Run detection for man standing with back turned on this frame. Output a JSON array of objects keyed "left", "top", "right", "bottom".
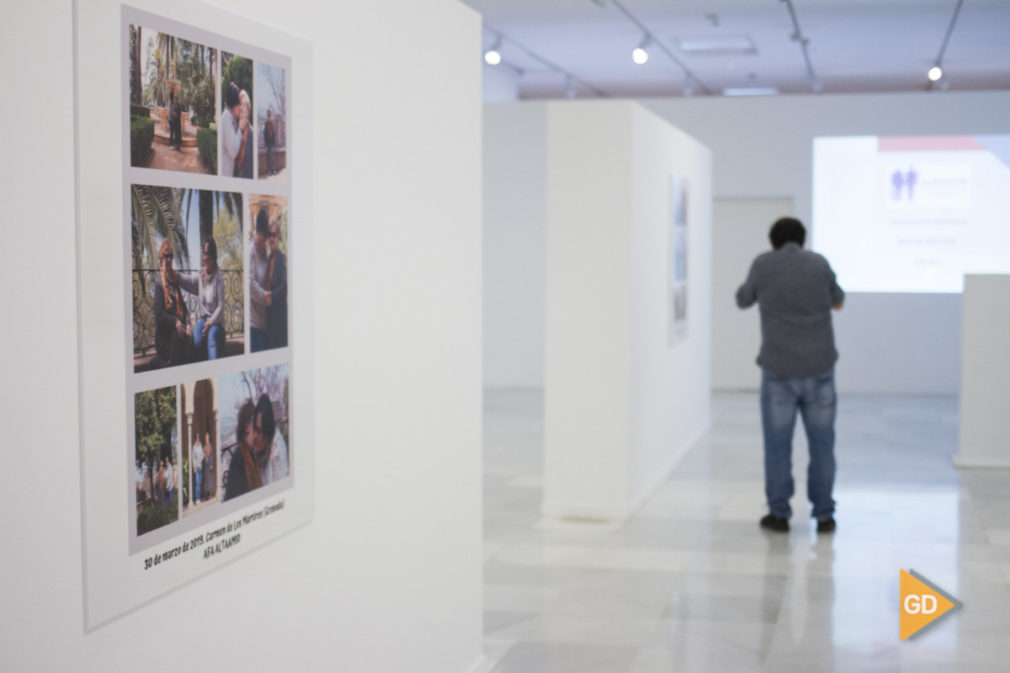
[{"left": 736, "top": 217, "right": 844, "bottom": 534}]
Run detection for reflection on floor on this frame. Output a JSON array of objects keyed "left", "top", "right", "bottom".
[{"left": 482, "top": 390, "right": 1010, "bottom": 673}]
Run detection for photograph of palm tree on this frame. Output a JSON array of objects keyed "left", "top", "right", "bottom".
[
  {"left": 129, "top": 24, "right": 217, "bottom": 174},
  {"left": 131, "top": 185, "right": 245, "bottom": 372}
]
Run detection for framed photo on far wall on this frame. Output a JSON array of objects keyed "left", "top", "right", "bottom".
[
  {"left": 668, "top": 174, "right": 688, "bottom": 344},
  {"left": 76, "top": 0, "right": 313, "bottom": 630}
]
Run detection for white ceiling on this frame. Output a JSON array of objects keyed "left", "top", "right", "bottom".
[{"left": 462, "top": 0, "right": 1010, "bottom": 99}]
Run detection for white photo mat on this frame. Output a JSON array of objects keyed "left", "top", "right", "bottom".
[{"left": 75, "top": 0, "right": 314, "bottom": 629}]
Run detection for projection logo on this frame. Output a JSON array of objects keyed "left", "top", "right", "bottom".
[{"left": 899, "top": 569, "right": 963, "bottom": 640}]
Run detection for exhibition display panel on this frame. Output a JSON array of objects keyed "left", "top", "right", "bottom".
[{"left": 76, "top": 2, "right": 313, "bottom": 628}]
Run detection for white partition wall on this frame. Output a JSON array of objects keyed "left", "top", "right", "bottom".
[
  {"left": 955, "top": 275, "right": 1010, "bottom": 469},
  {"left": 1, "top": 1, "right": 483, "bottom": 672},
  {"left": 484, "top": 103, "right": 548, "bottom": 388},
  {"left": 543, "top": 101, "right": 712, "bottom": 520}
]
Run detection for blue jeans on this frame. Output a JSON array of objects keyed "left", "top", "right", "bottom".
[
  {"left": 250, "top": 327, "right": 266, "bottom": 353},
  {"left": 194, "top": 319, "right": 224, "bottom": 360},
  {"left": 760, "top": 368, "right": 837, "bottom": 520},
  {"left": 194, "top": 467, "right": 202, "bottom": 503}
]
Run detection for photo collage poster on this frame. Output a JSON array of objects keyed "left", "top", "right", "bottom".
[
  {"left": 127, "top": 7, "right": 293, "bottom": 554},
  {"left": 669, "top": 175, "right": 689, "bottom": 343},
  {"left": 74, "top": 2, "right": 309, "bottom": 629}
]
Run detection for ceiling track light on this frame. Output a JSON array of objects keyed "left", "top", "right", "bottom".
[
  {"left": 608, "top": 0, "right": 713, "bottom": 95},
  {"left": 482, "top": 23, "right": 608, "bottom": 98},
  {"left": 928, "top": 0, "right": 964, "bottom": 90},
  {"left": 781, "top": 0, "right": 819, "bottom": 93},
  {"left": 484, "top": 36, "right": 503, "bottom": 66},
  {"left": 632, "top": 37, "right": 650, "bottom": 65}
]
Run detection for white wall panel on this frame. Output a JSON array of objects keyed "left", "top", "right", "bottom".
[{"left": 0, "top": 1, "right": 483, "bottom": 671}]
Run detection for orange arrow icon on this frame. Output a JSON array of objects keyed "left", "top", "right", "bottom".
[{"left": 900, "top": 569, "right": 963, "bottom": 640}]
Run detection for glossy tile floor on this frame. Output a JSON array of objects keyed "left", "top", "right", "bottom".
[{"left": 482, "top": 390, "right": 1010, "bottom": 673}]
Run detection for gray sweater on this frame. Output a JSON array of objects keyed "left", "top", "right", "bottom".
[
  {"left": 736, "top": 243, "right": 844, "bottom": 378},
  {"left": 249, "top": 245, "right": 269, "bottom": 331},
  {"left": 178, "top": 270, "right": 224, "bottom": 326}
]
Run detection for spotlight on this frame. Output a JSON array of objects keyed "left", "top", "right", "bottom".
[
  {"left": 927, "top": 65, "right": 943, "bottom": 82},
  {"left": 484, "top": 36, "right": 503, "bottom": 66},
  {"left": 632, "top": 37, "right": 650, "bottom": 65}
]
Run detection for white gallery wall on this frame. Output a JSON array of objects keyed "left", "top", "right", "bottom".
[
  {"left": 542, "top": 101, "right": 712, "bottom": 519},
  {"left": 642, "top": 91, "right": 1010, "bottom": 395},
  {"left": 710, "top": 197, "right": 792, "bottom": 390},
  {"left": 0, "top": 1, "right": 482, "bottom": 672},
  {"left": 956, "top": 274, "right": 1010, "bottom": 468},
  {"left": 484, "top": 103, "right": 547, "bottom": 387},
  {"left": 484, "top": 91, "right": 1009, "bottom": 395},
  {"left": 483, "top": 63, "right": 520, "bottom": 103}
]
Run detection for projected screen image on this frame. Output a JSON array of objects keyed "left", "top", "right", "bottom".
[{"left": 812, "top": 135, "right": 1010, "bottom": 293}]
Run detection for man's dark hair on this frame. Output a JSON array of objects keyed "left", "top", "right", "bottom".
[
  {"left": 256, "top": 393, "right": 276, "bottom": 440},
  {"left": 226, "top": 81, "right": 240, "bottom": 109},
  {"left": 256, "top": 208, "right": 270, "bottom": 236},
  {"left": 769, "top": 217, "right": 806, "bottom": 249}
]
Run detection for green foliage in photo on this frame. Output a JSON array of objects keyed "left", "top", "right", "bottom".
[
  {"left": 221, "top": 54, "right": 253, "bottom": 109},
  {"left": 214, "top": 194, "right": 244, "bottom": 271},
  {"left": 137, "top": 500, "right": 177, "bottom": 535},
  {"left": 130, "top": 116, "right": 154, "bottom": 167},
  {"left": 131, "top": 185, "right": 186, "bottom": 271},
  {"left": 177, "top": 40, "right": 216, "bottom": 128},
  {"left": 197, "top": 128, "right": 217, "bottom": 174},
  {"left": 134, "top": 386, "right": 179, "bottom": 536}
]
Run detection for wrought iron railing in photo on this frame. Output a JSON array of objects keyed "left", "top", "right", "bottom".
[{"left": 132, "top": 269, "right": 244, "bottom": 355}]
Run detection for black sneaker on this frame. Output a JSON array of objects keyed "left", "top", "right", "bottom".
[
  {"left": 816, "top": 517, "right": 836, "bottom": 533},
  {"left": 760, "top": 514, "right": 790, "bottom": 532}
]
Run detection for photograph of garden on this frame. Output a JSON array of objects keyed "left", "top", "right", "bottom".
[
  {"left": 220, "top": 52, "right": 255, "bottom": 179},
  {"left": 256, "top": 62, "right": 286, "bottom": 180},
  {"left": 135, "top": 385, "right": 180, "bottom": 536},
  {"left": 132, "top": 185, "right": 245, "bottom": 372},
  {"left": 129, "top": 24, "right": 217, "bottom": 174}
]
